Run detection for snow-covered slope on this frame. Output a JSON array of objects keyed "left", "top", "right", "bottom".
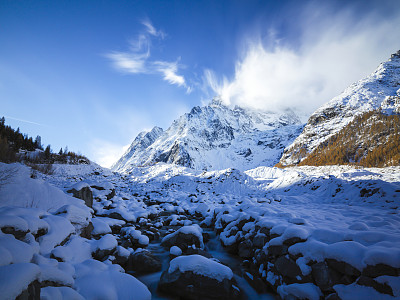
[
  {"left": 280, "top": 50, "right": 400, "bottom": 166},
  {"left": 2, "top": 159, "right": 400, "bottom": 299},
  {"left": 112, "top": 127, "right": 163, "bottom": 171},
  {"left": 113, "top": 99, "right": 303, "bottom": 172}
]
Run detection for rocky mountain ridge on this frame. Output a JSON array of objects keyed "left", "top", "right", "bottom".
[
  {"left": 112, "top": 98, "right": 303, "bottom": 172},
  {"left": 279, "top": 50, "right": 400, "bottom": 166}
]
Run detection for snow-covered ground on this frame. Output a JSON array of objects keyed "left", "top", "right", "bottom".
[{"left": 0, "top": 161, "right": 399, "bottom": 299}]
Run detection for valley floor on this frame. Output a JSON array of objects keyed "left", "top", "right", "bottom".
[{"left": 0, "top": 162, "right": 399, "bottom": 299}]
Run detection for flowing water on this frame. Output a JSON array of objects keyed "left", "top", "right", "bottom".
[{"left": 136, "top": 228, "right": 277, "bottom": 299}]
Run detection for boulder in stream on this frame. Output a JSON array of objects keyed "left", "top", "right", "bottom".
[{"left": 158, "top": 254, "right": 241, "bottom": 300}]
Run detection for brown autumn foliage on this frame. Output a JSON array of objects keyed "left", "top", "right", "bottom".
[{"left": 296, "top": 110, "right": 400, "bottom": 167}]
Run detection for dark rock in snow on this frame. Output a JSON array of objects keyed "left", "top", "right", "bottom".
[
  {"left": 127, "top": 251, "right": 162, "bottom": 274},
  {"left": 238, "top": 240, "right": 253, "bottom": 258},
  {"left": 17, "top": 280, "right": 40, "bottom": 300},
  {"left": 259, "top": 227, "right": 270, "bottom": 237},
  {"left": 80, "top": 221, "right": 94, "bottom": 239},
  {"left": 107, "top": 212, "right": 126, "bottom": 221},
  {"left": 326, "top": 259, "right": 361, "bottom": 277},
  {"left": 1, "top": 226, "right": 29, "bottom": 240},
  {"left": 113, "top": 252, "right": 129, "bottom": 269},
  {"left": 267, "top": 244, "right": 288, "bottom": 257},
  {"left": 158, "top": 266, "right": 241, "bottom": 299},
  {"left": 106, "top": 189, "right": 116, "bottom": 200},
  {"left": 283, "top": 236, "right": 306, "bottom": 246},
  {"left": 252, "top": 233, "right": 267, "bottom": 248},
  {"left": 161, "top": 232, "right": 203, "bottom": 251},
  {"left": 362, "top": 263, "right": 399, "bottom": 278},
  {"left": 275, "top": 256, "right": 302, "bottom": 279},
  {"left": 311, "top": 261, "right": 341, "bottom": 292},
  {"left": 243, "top": 269, "right": 270, "bottom": 293},
  {"left": 357, "top": 275, "right": 393, "bottom": 295},
  {"left": 33, "top": 227, "right": 48, "bottom": 240},
  {"left": 67, "top": 186, "right": 93, "bottom": 208}
]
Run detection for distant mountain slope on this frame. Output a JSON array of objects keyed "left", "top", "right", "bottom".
[
  {"left": 112, "top": 99, "right": 303, "bottom": 172},
  {"left": 296, "top": 109, "right": 400, "bottom": 167},
  {"left": 279, "top": 50, "right": 400, "bottom": 166}
]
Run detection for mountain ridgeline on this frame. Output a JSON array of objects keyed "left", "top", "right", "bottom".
[
  {"left": 114, "top": 51, "right": 400, "bottom": 172},
  {"left": 278, "top": 50, "right": 400, "bottom": 167},
  {"left": 112, "top": 99, "right": 303, "bottom": 172}
]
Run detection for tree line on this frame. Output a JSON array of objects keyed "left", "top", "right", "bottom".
[
  {"left": 297, "top": 110, "right": 400, "bottom": 167},
  {"left": 0, "top": 116, "right": 89, "bottom": 165}
]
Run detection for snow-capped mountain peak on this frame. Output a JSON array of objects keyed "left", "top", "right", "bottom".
[{"left": 113, "top": 100, "right": 303, "bottom": 173}]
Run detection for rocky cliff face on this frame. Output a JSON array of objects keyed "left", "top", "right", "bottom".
[
  {"left": 113, "top": 99, "right": 303, "bottom": 172},
  {"left": 279, "top": 50, "right": 400, "bottom": 166}
]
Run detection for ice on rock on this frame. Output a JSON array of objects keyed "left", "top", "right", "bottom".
[
  {"left": 91, "top": 218, "right": 112, "bottom": 235},
  {"left": 0, "top": 214, "right": 29, "bottom": 232},
  {"left": 0, "top": 207, "right": 49, "bottom": 236},
  {"left": 51, "top": 236, "right": 92, "bottom": 263},
  {"left": 92, "top": 234, "right": 118, "bottom": 251},
  {"left": 296, "top": 257, "right": 312, "bottom": 276},
  {"left": 116, "top": 246, "right": 130, "bottom": 258},
  {"left": 68, "top": 181, "right": 91, "bottom": 192},
  {"left": 0, "top": 263, "right": 40, "bottom": 300},
  {"left": 39, "top": 215, "right": 75, "bottom": 254},
  {"left": 376, "top": 276, "right": 400, "bottom": 298},
  {"left": 121, "top": 227, "right": 149, "bottom": 246},
  {"left": 41, "top": 286, "right": 85, "bottom": 300},
  {"left": 104, "top": 208, "right": 136, "bottom": 222},
  {"left": 54, "top": 204, "right": 92, "bottom": 228},
  {"left": 0, "top": 246, "right": 12, "bottom": 266},
  {"left": 74, "top": 259, "right": 151, "bottom": 300},
  {"left": 324, "top": 241, "right": 367, "bottom": 270},
  {"left": 38, "top": 263, "right": 75, "bottom": 287},
  {"left": 364, "top": 247, "right": 400, "bottom": 268},
  {"left": 194, "top": 203, "right": 210, "bottom": 216},
  {"left": 168, "top": 254, "right": 233, "bottom": 282},
  {"left": 162, "top": 224, "right": 204, "bottom": 248},
  {"left": 170, "top": 246, "right": 182, "bottom": 256},
  {"left": 0, "top": 234, "right": 36, "bottom": 264},
  {"left": 96, "top": 217, "right": 125, "bottom": 227}
]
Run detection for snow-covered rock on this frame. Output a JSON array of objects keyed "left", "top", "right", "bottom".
[
  {"left": 159, "top": 254, "right": 240, "bottom": 299},
  {"left": 161, "top": 224, "right": 204, "bottom": 250}
]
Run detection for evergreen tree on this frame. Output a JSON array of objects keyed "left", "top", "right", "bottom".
[
  {"left": 44, "top": 145, "right": 51, "bottom": 159},
  {"left": 34, "top": 136, "right": 42, "bottom": 150}
]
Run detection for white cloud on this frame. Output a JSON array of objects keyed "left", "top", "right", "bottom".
[
  {"left": 154, "top": 61, "right": 185, "bottom": 86},
  {"left": 90, "top": 139, "right": 130, "bottom": 168},
  {"left": 142, "top": 18, "right": 165, "bottom": 38},
  {"left": 205, "top": 3, "right": 400, "bottom": 117},
  {"left": 107, "top": 19, "right": 188, "bottom": 90},
  {"left": 107, "top": 52, "right": 148, "bottom": 74}
]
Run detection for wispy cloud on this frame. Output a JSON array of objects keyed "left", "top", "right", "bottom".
[
  {"left": 4, "top": 115, "right": 46, "bottom": 126},
  {"left": 204, "top": 3, "right": 400, "bottom": 117},
  {"left": 154, "top": 60, "right": 185, "bottom": 86},
  {"left": 107, "top": 19, "right": 190, "bottom": 92},
  {"left": 106, "top": 52, "right": 148, "bottom": 74},
  {"left": 142, "top": 18, "right": 165, "bottom": 38}
]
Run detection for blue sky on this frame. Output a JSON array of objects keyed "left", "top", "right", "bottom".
[{"left": 1, "top": 0, "right": 400, "bottom": 167}]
